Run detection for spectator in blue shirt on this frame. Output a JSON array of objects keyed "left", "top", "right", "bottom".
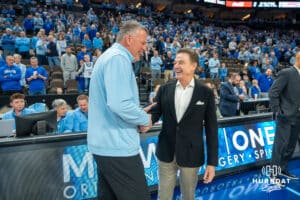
[
  {"left": 33, "top": 13, "right": 44, "bottom": 34},
  {"left": 72, "top": 23, "right": 81, "bottom": 44},
  {"left": 219, "top": 62, "right": 228, "bottom": 82},
  {"left": 52, "top": 99, "right": 73, "bottom": 134},
  {"left": 249, "top": 79, "right": 261, "bottom": 99},
  {"left": 82, "top": 34, "right": 93, "bottom": 51},
  {"left": 5, "top": 14, "right": 14, "bottom": 23},
  {"left": 76, "top": 45, "right": 92, "bottom": 63},
  {"left": 150, "top": 50, "right": 163, "bottom": 82},
  {"left": 12, "top": 23, "right": 24, "bottom": 34},
  {"left": 43, "top": 17, "right": 54, "bottom": 35},
  {"left": 35, "top": 35, "right": 48, "bottom": 65},
  {"left": 258, "top": 68, "right": 274, "bottom": 97},
  {"left": 208, "top": 53, "right": 220, "bottom": 79},
  {"left": 25, "top": 57, "right": 48, "bottom": 95},
  {"left": 0, "top": 55, "right": 22, "bottom": 95},
  {"left": 2, "top": 93, "right": 35, "bottom": 127},
  {"left": 1, "top": 6, "right": 9, "bottom": 17},
  {"left": 248, "top": 60, "right": 261, "bottom": 80},
  {"left": 7, "top": 5, "right": 15, "bottom": 18},
  {"left": 66, "top": 0, "right": 74, "bottom": 11},
  {"left": 88, "top": 24, "right": 98, "bottom": 41},
  {"left": 92, "top": 32, "right": 103, "bottom": 51},
  {"left": 15, "top": 31, "right": 31, "bottom": 59},
  {"left": 72, "top": 94, "right": 89, "bottom": 132},
  {"left": 79, "top": 26, "right": 87, "bottom": 42},
  {"left": 23, "top": 14, "right": 34, "bottom": 35},
  {"left": 1, "top": 28, "right": 16, "bottom": 58}
]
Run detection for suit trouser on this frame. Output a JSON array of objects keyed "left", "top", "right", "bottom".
[
  {"left": 158, "top": 158, "right": 199, "bottom": 200},
  {"left": 93, "top": 154, "right": 150, "bottom": 200},
  {"left": 271, "top": 116, "right": 300, "bottom": 171}
]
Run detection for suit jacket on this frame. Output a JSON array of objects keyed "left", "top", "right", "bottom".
[
  {"left": 269, "top": 66, "right": 300, "bottom": 120},
  {"left": 151, "top": 79, "right": 218, "bottom": 167},
  {"left": 219, "top": 81, "right": 240, "bottom": 117}
]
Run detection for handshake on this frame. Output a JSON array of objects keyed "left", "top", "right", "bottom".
[{"left": 138, "top": 103, "right": 157, "bottom": 133}]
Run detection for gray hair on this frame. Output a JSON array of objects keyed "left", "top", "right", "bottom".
[
  {"left": 116, "top": 20, "right": 148, "bottom": 43},
  {"left": 52, "top": 99, "right": 67, "bottom": 109}
]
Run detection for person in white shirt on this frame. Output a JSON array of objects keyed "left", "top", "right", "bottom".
[
  {"left": 77, "top": 54, "right": 93, "bottom": 92},
  {"left": 56, "top": 34, "right": 67, "bottom": 57}
]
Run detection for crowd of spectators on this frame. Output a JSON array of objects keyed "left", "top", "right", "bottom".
[{"left": 0, "top": 0, "right": 299, "bottom": 117}]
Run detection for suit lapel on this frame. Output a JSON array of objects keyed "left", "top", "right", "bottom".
[
  {"left": 169, "top": 82, "right": 177, "bottom": 122},
  {"left": 179, "top": 80, "right": 199, "bottom": 123},
  {"left": 227, "top": 82, "right": 235, "bottom": 94}
]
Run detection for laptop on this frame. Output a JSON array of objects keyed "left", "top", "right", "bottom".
[{"left": 0, "top": 119, "right": 15, "bottom": 138}]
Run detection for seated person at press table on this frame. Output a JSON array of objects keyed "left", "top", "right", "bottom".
[
  {"left": 72, "top": 94, "right": 88, "bottom": 132},
  {"left": 2, "top": 93, "right": 35, "bottom": 126},
  {"left": 51, "top": 99, "right": 73, "bottom": 134}
]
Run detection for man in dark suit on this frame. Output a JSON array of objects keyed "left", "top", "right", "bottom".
[
  {"left": 219, "top": 73, "right": 245, "bottom": 117},
  {"left": 151, "top": 48, "right": 218, "bottom": 200},
  {"left": 269, "top": 51, "right": 300, "bottom": 181}
]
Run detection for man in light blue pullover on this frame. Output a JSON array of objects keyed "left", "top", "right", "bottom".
[
  {"left": 52, "top": 99, "right": 73, "bottom": 134},
  {"left": 88, "top": 20, "right": 152, "bottom": 200},
  {"left": 72, "top": 94, "right": 88, "bottom": 132}
]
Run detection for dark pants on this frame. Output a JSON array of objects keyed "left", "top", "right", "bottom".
[
  {"left": 271, "top": 116, "right": 300, "bottom": 171},
  {"left": 37, "top": 54, "right": 48, "bottom": 66},
  {"left": 93, "top": 154, "right": 150, "bottom": 200},
  {"left": 2, "top": 90, "right": 23, "bottom": 95}
]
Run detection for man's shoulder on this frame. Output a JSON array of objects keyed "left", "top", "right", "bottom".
[
  {"left": 221, "top": 81, "right": 230, "bottom": 87},
  {"left": 101, "top": 46, "right": 129, "bottom": 62},
  {"left": 278, "top": 66, "right": 296, "bottom": 76},
  {"left": 163, "top": 80, "right": 177, "bottom": 87}
]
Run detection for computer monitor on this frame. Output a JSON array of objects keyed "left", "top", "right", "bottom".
[{"left": 15, "top": 110, "right": 57, "bottom": 137}]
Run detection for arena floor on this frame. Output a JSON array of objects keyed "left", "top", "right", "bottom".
[{"left": 151, "top": 159, "right": 300, "bottom": 200}]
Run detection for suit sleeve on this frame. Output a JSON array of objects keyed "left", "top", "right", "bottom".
[
  {"left": 268, "top": 70, "right": 288, "bottom": 113},
  {"left": 205, "top": 88, "right": 219, "bottom": 166},
  {"left": 151, "top": 85, "right": 163, "bottom": 124},
  {"left": 220, "top": 83, "right": 239, "bottom": 102}
]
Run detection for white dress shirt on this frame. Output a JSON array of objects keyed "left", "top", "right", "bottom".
[
  {"left": 294, "top": 65, "right": 300, "bottom": 75},
  {"left": 175, "top": 78, "right": 195, "bottom": 122}
]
